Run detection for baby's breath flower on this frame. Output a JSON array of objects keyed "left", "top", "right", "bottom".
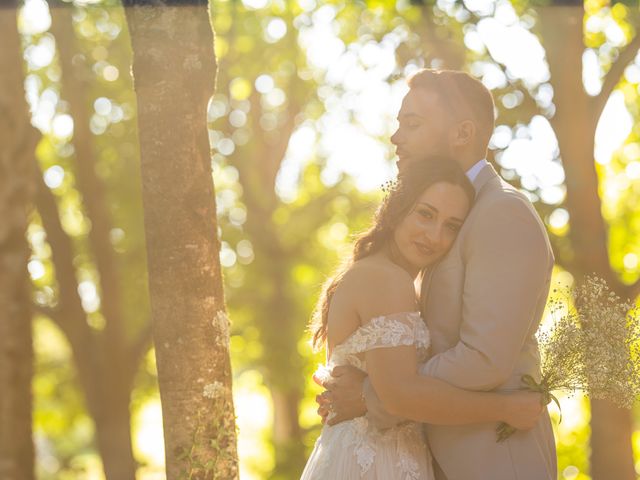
[
  {"left": 381, "top": 179, "right": 397, "bottom": 194},
  {"left": 498, "top": 275, "right": 640, "bottom": 441}
]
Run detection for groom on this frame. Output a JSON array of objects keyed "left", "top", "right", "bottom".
[{"left": 316, "top": 69, "right": 557, "bottom": 479}]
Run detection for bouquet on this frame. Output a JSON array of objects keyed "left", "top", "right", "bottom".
[{"left": 497, "top": 276, "right": 640, "bottom": 441}]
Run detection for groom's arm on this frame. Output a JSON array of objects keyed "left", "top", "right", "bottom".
[{"left": 421, "top": 196, "right": 552, "bottom": 390}]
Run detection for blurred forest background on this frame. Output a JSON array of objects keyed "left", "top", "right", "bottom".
[{"left": 2, "top": 0, "right": 640, "bottom": 478}]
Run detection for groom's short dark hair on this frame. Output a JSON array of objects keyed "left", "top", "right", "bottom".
[{"left": 407, "top": 69, "right": 495, "bottom": 154}]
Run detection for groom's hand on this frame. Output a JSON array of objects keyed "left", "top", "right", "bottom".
[
  {"left": 504, "top": 391, "right": 545, "bottom": 430},
  {"left": 314, "top": 365, "right": 367, "bottom": 426}
]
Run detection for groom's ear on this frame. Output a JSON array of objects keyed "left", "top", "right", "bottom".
[{"left": 451, "top": 119, "right": 476, "bottom": 148}]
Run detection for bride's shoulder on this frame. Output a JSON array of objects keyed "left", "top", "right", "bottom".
[
  {"left": 346, "top": 257, "right": 413, "bottom": 290},
  {"left": 342, "top": 258, "right": 417, "bottom": 320}
]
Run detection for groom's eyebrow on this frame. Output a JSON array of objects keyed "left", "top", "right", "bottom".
[{"left": 418, "top": 202, "right": 464, "bottom": 223}]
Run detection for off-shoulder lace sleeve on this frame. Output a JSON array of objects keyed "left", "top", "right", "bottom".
[{"left": 337, "top": 311, "right": 430, "bottom": 355}]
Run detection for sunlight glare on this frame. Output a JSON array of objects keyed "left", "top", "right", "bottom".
[
  {"left": 582, "top": 49, "right": 601, "bottom": 96},
  {"left": 626, "top": 161, "right": 640, "bottom": 180},
  {"left": 24, "top": 34, "right": 55, "bottom": 70},
  {"left": 51, "top": 114, "right": 74, "bottom": 139},
  {"left": 28, "top": 260, "right": 46, "bottom": 281},
  {"left": 44, "top": 165, "right": 65, "bottom": 189},
  {"left": 234, "top": 370, "right": 273, "bottom": 480},
  {"left": 241, "top": 0, "right": 269, "bottom": 9},
  {"left": 94, "top": 97, "right": 112, "bottom": 116},
  {"left": 103, "top": 65, "right": 119, "bottom": 81},
  {"left": 595, "top": 91, "right": 632, "bottom": 164},
  {"left": 265, "top": 17, "right": 287, "bottom": 43},
  {"left": 134, "top": 400, "right": 166, "bottom": 468},
  {"left": 300, "top": 7, "right": 344, "bottom": 70},
  {"left": 548, "top": 208, "right": 569, "bottom": 231},
  {"left": 624, "top": 253, "right": 638, "bottom": 270},
  {"left": 322, "top": 128, "right": 393, "bottom": 191},
  {"left": 255, "top": 74, "right": 274, "bottom": 93},
  {"left": 477, "top": 17, "right": 549, "bottom": 86},
  {"left": 275, "top": 123, "right": 317, "bottom": 201},
  {"left": 78, "top": 281, "right": 100, "bottom": 314},
  {"left": 19, "top": 0, "right": 51, "bottom": 35},
  {"left": 462, "top": 0, "right": 495, "bottom": 17}
]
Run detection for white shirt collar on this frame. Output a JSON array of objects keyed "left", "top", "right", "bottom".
[{"left": 465, "top": 158, "right": 489, "bottom": 183}]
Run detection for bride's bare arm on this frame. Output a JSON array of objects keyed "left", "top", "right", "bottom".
[
  {"left": 358, "top": 267, "right": 542, "bottom": 428},
  {"left": 365, "top": 345, "right": 542, "bottom": 427}
]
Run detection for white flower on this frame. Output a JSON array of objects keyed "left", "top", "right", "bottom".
[{"left": 203, "top": 381, "right": 226, "bottom": 400}]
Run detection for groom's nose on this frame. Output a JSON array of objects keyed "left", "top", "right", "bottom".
[{"left": 390, "top": 127, "right": 401, "bottom": 145}]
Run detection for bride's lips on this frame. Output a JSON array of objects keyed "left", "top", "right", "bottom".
[{"left": 414, "top": 241, "right": 434, "bottom": 257}]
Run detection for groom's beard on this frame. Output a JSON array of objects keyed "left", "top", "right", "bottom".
[{"left": 397, "top": 149, "right": 452, "bottom": 175}]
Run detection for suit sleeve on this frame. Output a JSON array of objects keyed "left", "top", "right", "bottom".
[{"left": 419, "top": 196, "right": 552, "bottom": 390}]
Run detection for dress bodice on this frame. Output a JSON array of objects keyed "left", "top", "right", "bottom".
[
  {"left": 303, "top": 312, "right": 434, "bottom": 479},
  {"left": 328, "top": 311, "right": 431, "bottom": 372}
]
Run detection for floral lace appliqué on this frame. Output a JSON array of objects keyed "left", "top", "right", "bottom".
[
  {"left": 341, "top": 417, "right": 377, "bottom": 476},
  {"left": 356, "top": 442, "right": 376, "bottom": 476},
  {"left": 397, "top": 424, "right": 422, "bottom": 480},
  {"left": 329, "top": 311, "right": 430, "bottom": 370}
]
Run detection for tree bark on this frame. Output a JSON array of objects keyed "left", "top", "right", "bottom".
[
  {"left": 0, "top": 4, "right": 36, "bottom": 480},
  {"left": 538, "top": 5, "right": 637, "bottom": 479},
  {"left": 123, "top": 2, "right": 239, "bottom": 478}
]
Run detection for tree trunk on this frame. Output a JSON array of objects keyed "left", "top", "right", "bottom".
[
  {"left": 123, "top": 2, "right": 239, "bottom": 478},
  {"left": 538, "top": 5, "right": 636, "bottom": 479},
  {"left": 34, "top": 168, "right": 139, "bottom": 480},
  {"left": 45, "top": 3, "right": 139, "bottom": 477},
  {"left": 0, "top": 4, "right": 36, "bottom": 479}
]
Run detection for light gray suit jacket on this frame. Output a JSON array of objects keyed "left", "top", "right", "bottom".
[{"left": 363, "top": 164, "right": 557, "bottom": 480}]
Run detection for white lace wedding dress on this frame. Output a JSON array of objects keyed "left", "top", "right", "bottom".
[{"left": 301, "top": 311, "right": 435, "bottom": 479}]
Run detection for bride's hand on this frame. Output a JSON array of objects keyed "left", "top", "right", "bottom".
[{"left": 502, "top": 391, "right": 545, "bottom": 430}]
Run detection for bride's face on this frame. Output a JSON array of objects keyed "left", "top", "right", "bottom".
[{"left": 392, "top": 182, "right": 470, "bottom": 270}]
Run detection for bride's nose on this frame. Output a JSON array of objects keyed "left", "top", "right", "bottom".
[{"left": 421, "top": 223, "right": 446, "bottom": 250}]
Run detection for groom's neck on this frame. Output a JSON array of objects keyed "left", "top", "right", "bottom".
[{"left": 456, "top": 150, "right": 486, "bottom": 172}]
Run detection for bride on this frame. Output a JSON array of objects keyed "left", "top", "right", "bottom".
[{"left": 301, "top": 158, "right": 544, "bottom": 479}]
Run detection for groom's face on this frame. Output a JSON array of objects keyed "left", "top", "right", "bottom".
[{"left": 391, "top": 88, "right": 454, "bottom": 174}]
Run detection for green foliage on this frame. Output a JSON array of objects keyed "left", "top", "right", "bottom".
[{"left": 32, "top": 317, "right": 98, "bottom": 479}]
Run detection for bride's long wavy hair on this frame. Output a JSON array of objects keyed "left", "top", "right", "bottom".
[{"left": 309, "top": 157, "right": 475, "bottom": 351}]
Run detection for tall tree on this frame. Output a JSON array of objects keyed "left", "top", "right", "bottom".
[
  {"left": 536, "top": 2, "right": 640, "bottom": 478},
  {"left": 0, "top": 4, "right": 37, "bottom": 479},
  {"left": 36, "top": 2, "right": 145, "bottom": 477},
  {"left": 23, "top": 2, "right": 158, "bottom": 477},
  {"left": 123, "top": 1, "right": 238, "bottom": 478}
]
